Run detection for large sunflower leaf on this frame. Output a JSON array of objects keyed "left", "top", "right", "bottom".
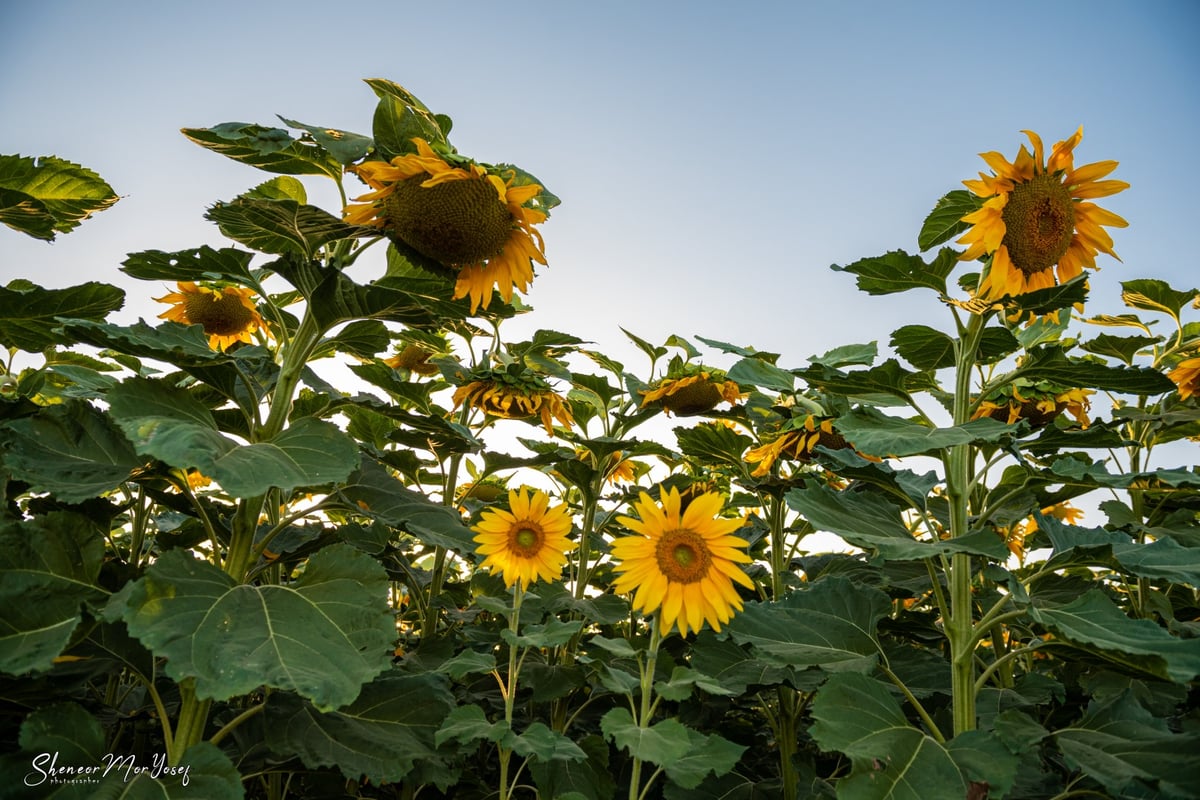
[
  {"left": 530, "top": 734, "right": 616, "bottom": 800},
  {"left": 830, "top": 248, "right": 958, "bottom": 296},
  {"left": 1053, "top": 692, "right": 1200, "bottom": 799},
  {"left": 114, "top": 545, "right": 394, "bottom": 709},
  {"left": 1014, "top": 346, "right": 1175, "bottom": 395},
  {"left": 663, "top": 728, "right": 746, "bottom": 790},
  {"left": 689, "top": 631, "right": 790, "bottom": 694},
  {"left": 1029, "top": 591, "right": 1200, "bottom": 684},
  {"left": 0, "top": 281, "right": 124, "bottom": 352},
  {"left": 599, "top": 709, "right": 693, "bottom": 766},
  {"left": 264, "top": 671, "right": 455, "bottom": 784},
  {"left": 119, "top": 246, "right": 257, "bottom": 287},
  {"left": 785, "top": 484, "right": 1009, "bottom": 561},
  {"left": 673, "top": 422, "right": 754, "bottom": 469},
  {"left": 890, "top": 325, "right": 955, "bottom": 371},
  {"left": 3, "top": 703, "right": 242, "bottom": 800},
  {"left": 0, "top": 154, "right": 118, "bottom": 241},
  {"left": 1049, "top": 456, "right": 1200, "bottom": 490},
  {"left": 277, "top": 115, "right": 373, "bottom": 165},
  {"left": 1079, "top": 333, "right": 1163, "bottom": 365},
  {"left": 801, "top": 359, "right": 936, "bottom": 403},
  {"left": 107, "top": 377, "right": 359, "bottom": 497},
  {"left": 917, "top": 190, "right": 979, "bottom": 251},
  {"left": 810, "top": 673, "right": 967, "bottom": 800},
  {"left": 62, "top": 318, "right": 229, "bottom": 367},
  {"left": 366, "top": 79, "right": 449, "bottom": 159},
  {"left": 834, "top": 406, "right": 1016, "bottom": 458},
  {"left": 336, "top": 458, "right": 476, "bottom": 552},
  {"left": 206, "top": 197, "right": 370, "bottom": 259},
  {"left": 1042, "top": 516, "right": 1200, "bottom": 588},
  {"left": 0, "top": 401, "right": 142, "bottom": 503},
  {"left": 181, "top": 123, "right": 341, "bottom": 178},
  {"left": 0, "top": 513, "right": 107, "bottom": 675},
  {"left": 1120, "top": 279, "right": 1199, "bottom": 324},
  {"left": 727, "top": 576, "right": 889, "bottom": 671},
  {"left": 724, "top": 356, "right": 795, "bottom": 392}
]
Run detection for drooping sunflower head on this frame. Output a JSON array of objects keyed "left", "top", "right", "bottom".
[
  {"left": 155, "top": 281, "right": 271, "bottom": 351},
  {"left": 972, "top": 381, "right": 1092, "bottom": 429},
  {"left": 640, "top": 367, "right": 744, "bottom": 417},
  {"left": 957, "top": 127, "right": 1129, "bottom": 302},
  {"left": 610, "top": 487, "right": 754, "bottom": 637},
  {"left": 452, "top": 367, "right": 574, "bottom": 435},
  {"left": 1001, "top": 502, "right": 1084, "bottom": 561},
  {"left": 1168, "top": 355, "right": 1200, "bottom": 401},
  {"left": 345, "top": 138, "right": 551, "bottom": 313},
  {"left": 744, "top": 415, "right": 850, "bottom": 477},
  {"left": 472, "top": 488, "right": 576, "bottom": 589}
]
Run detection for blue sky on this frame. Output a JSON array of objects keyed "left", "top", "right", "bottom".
[{"left": 3, "top": 0, "right": 1198, "bottom": 374}]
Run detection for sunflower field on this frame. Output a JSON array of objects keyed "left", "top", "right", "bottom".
[{"left": 2, "top": 80, "right": 1199, "bottom": 800}]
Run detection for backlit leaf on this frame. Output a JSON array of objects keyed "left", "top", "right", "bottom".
[
  {"left": 182, "top": 123, "right": 342, "bottom": 178},
  {"left": 830, "top": 248, "right": 958, "bottom": 296},
  {"left": 0, "top": 281, "right": 124, "bottom": 352},
  {"left": 0, "top": 154, "right": 118, "bottom": 240}
]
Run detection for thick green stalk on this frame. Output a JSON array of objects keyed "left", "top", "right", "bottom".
[
  {"left": 497, "top": 589, "right": 524, "bottom": 800},
  {"left": 947, "top": 312, "right": 986, "bottom": 735},
  {"left": 628, "top": 617, "right": 663, "bottom": 800},
  {"left": 169, "top": 680, "right": 211, "bottom": 765}
]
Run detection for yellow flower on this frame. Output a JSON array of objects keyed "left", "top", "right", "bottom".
[
  {"left": 973, "top": 383, "right": 1092, "bottom": 428},
  {"left": 611, "top": 488, "right": 754, "bottom": 636},
  {"left": 958, "top": 127, "right": 1128, "bottom": 301},
  {"left": 473, "top": 488, "right": 576, "bottom": 589},
  {"left": 345, "top": 138, "right": 548, "bottom": 313},
  {"left": 453, "top": 371, "right": 574, "bottom": 436},
  {"left": 155, "top": 281, "right": 271, "bottom": 350},
  {"left": 383, "top": 343, "right": 440, "bottom": 376},
  {"left": 640, "top": 372, "right": 743, "bottom": 416},
  {"left": 744, "top": 416, "right": 850, "bottom": 477},
  {"left": 1168, "top": 356, "right": 1200, "bottom": 400},
  {"left": 1002, "top": 503, "right": 1084, "bottom": 560}
]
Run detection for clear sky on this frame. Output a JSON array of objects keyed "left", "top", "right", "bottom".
[{"left": 3, "top": 0, "right": 1198, "bottom": 374}]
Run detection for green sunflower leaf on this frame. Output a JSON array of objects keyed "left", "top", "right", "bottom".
[
  {"left": 725, "top": 356, "right": 795, "bottom": 392},
  {"left": 811, "top": 672, "right": 967, "bottom": 799},
  {"left": 600, "top": 709, "right": 693, "bottom": 766},
  {"left": 277, "top": 115, "right": 373, "bottom": 165},
  {"left": 689, "top": 631, "right": 790, "bottom": 694},
  {"left": 1042, "top": 516, "right": 1200, "bottom": 587},
  {"left": 511, "top": 722, "right": 588, "bottom": 762},
  {"left": 1029, "top": 591, "right": 1200, "bottom": 684},
  {"left": 119, "top": 245, "right": 258, "bottom": 287},
  {"left": 1079, "top": 333, "right": 1163, "bottom": 365},
  {"left": 918, "top": 189, "right": 979, "bottom": 251},
  {"left": 0, "top": 401, "right": 142, "bottom": 503},
  {"left": 0, "top": 280, "right": 124, "bottom": 352},
  {"left": 372, "top": 94, "right": 449, "bottom": 162},
  {"left": 727, "top": 576, "right": 889, "bottom": 672},
  {"left": 1049, "top": 456, "right": 1200, "bottom": 490},
  {"left": 0, "top": 513, "right": 107, "bottom": 675},
  {"left": 663, "top": 729, "right": 747, "bottom": 790},
  {"left": 890, "top": 325, "right": 955, "bottom": 370},
  {"left": 0, "top": 154, "right": 118, "bottom": 241},
  {"left": 830, "top": 248, "right": 958, "bottom": 296},
  {"left": 435, "top": 704, "right": 509, "bottom": 747},
  {"left": 320, "top": 319, "right": 391, "bottom": 360},
  {"left": 181, "top": 123, "right": 342, "bottom": 178},
  {"left": 674, "top": 422, "right": 754, "bottom": 468},
  {"left": 834, "top": 406, "right": 1016, "bottom": 458},
  {"left": 801, "top": 359, "right": 935, "bottom": 403},
  {"left": 1120, "top": 279, "right": 1199, "bottom": 324},
  {"left": 113, "top": 545, "right": 394, "bottom": 709},
  {"left": 1053, "top": 691, "right": 1200, "bottom": 799},
  {"left": 530, "top": 734, "right": 616, "bottom": 800},
  {"left": 264, "top": 671, "right": 455, "bottom": 784},
  {"left": 337, "top": 458, "right": 477, "bottom": 552},
  {"left": 107, "top": 377, "right": 359, "bottom": 497},
  {"left": 206, "top": 197, "right": 371, "bottom": 259}
]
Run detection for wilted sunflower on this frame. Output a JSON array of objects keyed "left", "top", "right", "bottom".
[
  {"left": 611, "top": 488, "right": 754, "bottom": 636},
  {"left": 383, "top": 343, "right": 440, "bottom": 376},
  {"left": 958, "top": 127, "right": 1128, "bottom": 301},
  {"left": 745, "top": 415, "right": 851, "bottom": 477},
  {"left": 453, "top": 369, "right": 573, "bottom": 435},
  {"left": 1168, "top": 356, "right": 1200, "bottom": 401},
  {"left": 473, "top": 488, "right": 576, "bottom": 589},
  {"left": 345, "top": 138, "right": 548, "bottom": 313},
  {"left": 640, "top": 370, "right": 743, "bottom": 416},
  {"left": 1002, "top": 503, "right": 1084, "bottom": 560},
  {"left": 155, "top": 281, "right": 270, "bottom": 350},
  {"left": 973, "top": 382, "right": 1092, "bottom": 428}
]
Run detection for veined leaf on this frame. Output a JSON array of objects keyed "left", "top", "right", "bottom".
[
  {"left": 119, "top": 245, "right": 257, "bottom": 287},
  {"left": 181, "top": 123, "right": 342, "bottom": 178},
  {"left": 0, "top": 154, "right": 118, "bottom": 241},
  {"left": 338, "top": 458, "right": 476, "bottom": 551},
  {"left": 663, "top": 728, "right": 746, "bottom": 790},
  {"left": 890, "top": 325, "right": 955, "bottom": 370},
  {"left": 1014, "top": 346, "right": 1175, "bottom": 395},
  {"left": 600, "top": 709, "right": 693, "bottom": 766},
  {"left": 834, "top": 406, "right": 1016, "bottom": 459},
  {"left": 206, "top": 197, "right": 370, "bottom": 259},
  {"left": 0, "top": 281, "right": 124, "bottom": 352},
  {"left": 265, "top": 671, "right": 455, "bottom": 784},
  {"left": 62, "top": 318, "right": 230, "bottom": 367},
  {"left": 917, "top": 189, "right": 979, "bottom": 251},
  {"left": 1121, "top": 278, "right": 1199, "bottom": 324},
  {"left": 114, "top": 545, "right": 394, "bottom": 710},
  {"left": 531, "top": 734, "right": 616, "bottom": 800},
  {"left": 277, "top": 115, "right": 373, "bottom": 165},
  {"left": 830, "top": 248, "right": 958, "bottom": 296}
]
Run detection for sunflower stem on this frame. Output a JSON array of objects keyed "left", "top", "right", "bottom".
[
  {"left": 497, "top": 587, "right": 524, "bottom": 800},
  {"left": 628, "top": 615, "right": 663, "bottom": 800}
]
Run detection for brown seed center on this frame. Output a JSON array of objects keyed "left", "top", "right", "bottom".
[
  {"left": 1001, "top": 172, "right": 1076, "bottom": 278},
  {"left": 510, "top": 523, "right": 544, "bottom": 558},
  {"left": 655, "top": 529, "right": 712, "bottom": 583},
  {"left": 382, "top": 174, "right": 514, "bottom": 266},
  {"left": 183, "top": 291, "right": 255, "bottom": 336}
]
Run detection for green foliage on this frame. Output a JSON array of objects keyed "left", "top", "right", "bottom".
[{"left": 0, "top": 154, "right": 119, "bottom": 240}]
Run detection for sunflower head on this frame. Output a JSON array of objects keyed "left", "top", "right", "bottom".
[
  {"left": 610, "top": 488, "right": 754, "bottom": 637},
  {"left": 452, "top": 367, "right": 574, "bottom": 435},
  {"left": 1001, "top": 502, "right": 1083, "bottom": 561},
  {"left": 155, "top": 281, "right": 271, "bottom": 351},
  {"left": 973, "top": 381, "right": 1092, "bottom": 429},
  {"left": 1168, "top": 355, "right": 1200, "bottom": 401},
  {"left": 640, "top": 367, "right": 743, "bottom": 416},
  {"left": 957, "top": 127, "right": 1129, "bottom": 302},
  {"left": 744, "top": 415, "right": 850, "bottom": 477},
  {"left": 384, "top": 343, "right": 441, "bottom": 376},
  {"left": 345, "top": 139, "right": 551, "bottom": 313},
  {"left": 472, "top": 488, "right": 576, "bottom": 589}
]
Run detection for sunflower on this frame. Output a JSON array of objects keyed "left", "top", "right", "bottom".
[
  {"left": 640, "top": 370, "right": 743, "bottom": 416},
  {"left": 745, "top": 415, "right": 850, "bottom": 477},
  {"left": 1002, "top": 503, "right": 1084, "bottom": 560},
  {"left": 155, "top": 281, "right": 270, "bottom": 350},
  {"left": 383, "top": 343, "right": 440, "bottom": 376},
  {"left": 1168, "top": 356, "right": 1200, "bottom": 400},
  {"left": 957, "top": 127, "right": 1128, "bottom": 301},
  {"left": 345, "top": 138, "right": 548, "bottom": 313},
  {"left": 453, "top": 369, "right": 574, "bottom": 435},
  {"left": 472, "top": 488, "right": 576, "bottom": 589},
  {"left": 972, "top": 382, "right": 1092, "bottom": 428},
  {"left": 610, "top": 488, "right": 754, "bottom": 636}
]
